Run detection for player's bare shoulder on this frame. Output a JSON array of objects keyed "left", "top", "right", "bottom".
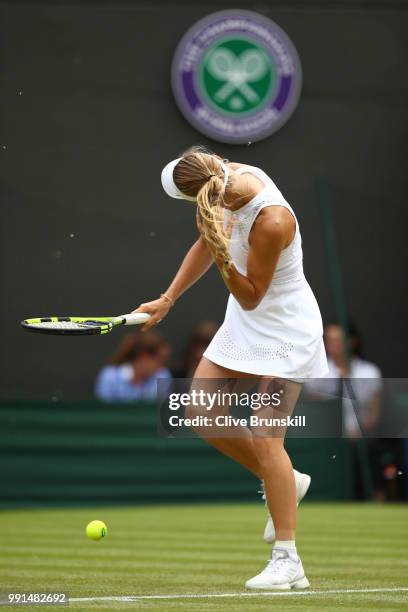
[
  {"left": 227, "top": 161, "right": 245, "bottom": 171},
  {"left": 253, "top": 205, "right": 295, "bottom": 248}
]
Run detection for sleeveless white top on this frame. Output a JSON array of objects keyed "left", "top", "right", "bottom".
[{"left": 204, "top": 165, "right": 328, "bottom": 379}]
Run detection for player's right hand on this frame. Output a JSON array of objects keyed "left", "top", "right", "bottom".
[{"left": 132, "top": 297, "right": 172, "bottom": 331}]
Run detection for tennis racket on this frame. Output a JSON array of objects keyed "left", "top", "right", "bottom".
[{"left": 21, "top": 313, "right": 151, "bottom": 336}]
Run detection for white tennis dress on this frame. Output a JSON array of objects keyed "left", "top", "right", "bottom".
[{"left": 204, "top": 165, "right": 328, "bottom": 379}]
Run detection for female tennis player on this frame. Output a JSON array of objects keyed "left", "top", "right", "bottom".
[{"left": 133, "top": 145, "right": 328, "bottom": 590}]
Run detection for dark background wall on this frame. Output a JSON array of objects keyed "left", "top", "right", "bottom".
[{"left": 1, "top": 0, "right": 407, "bottom": 398}]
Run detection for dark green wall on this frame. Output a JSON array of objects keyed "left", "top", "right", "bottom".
[
  {"left": 0, "top": 400, "right": 355, "bottom": 507},
  {"left": 1, "top": 1, "right": 407, "bottom": 398}
]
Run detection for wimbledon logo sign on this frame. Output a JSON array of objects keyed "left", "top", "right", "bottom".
[{"left": 171, "top": 10, "right": 302, "bottom": 144}]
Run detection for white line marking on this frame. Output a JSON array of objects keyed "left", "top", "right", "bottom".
[{"left": 71, "top": 587, "right": 408, "bottom": 602}]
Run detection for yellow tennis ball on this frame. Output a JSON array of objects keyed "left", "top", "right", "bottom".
[{"left": 86, "top": 520, "right": 107, "bottom": 541}]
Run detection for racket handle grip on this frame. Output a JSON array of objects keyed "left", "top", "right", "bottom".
[{"left": 120, "top": 313, "right": 151, "bottom": 325}]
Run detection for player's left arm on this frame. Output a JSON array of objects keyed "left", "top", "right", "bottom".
[{"left": 218, "top": 206, "right": 295, "bottom": 311}]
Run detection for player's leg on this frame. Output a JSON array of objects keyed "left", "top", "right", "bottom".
[
  {"left": 190, "top": 357, "right": 311, "bottom": 545},
  {"left": 263, "top": 468, "right": 311, "bottom": 543},
  {"left": 255, "top": 436, "right": 297, "bottom": 539},
  {"left": 190, "top": 356, "right": 262, "bottom": 478},
  {"left": 246, "top": 379, "right": 309, "bottom": 589}
]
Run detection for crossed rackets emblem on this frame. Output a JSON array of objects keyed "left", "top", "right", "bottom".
[{"left": 206, "top": 47, "right": 269, "bottom": 107}]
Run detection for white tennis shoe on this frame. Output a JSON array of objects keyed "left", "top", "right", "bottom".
[
  {"left": 245, "top": 548, "right": 310, "bottom": 590},
  {"left": 262, "top": 470, "right": 311, "bottom": 543}
]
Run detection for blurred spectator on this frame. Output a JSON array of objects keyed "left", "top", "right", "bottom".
[
  {"left": 174, "top": 320, "right": 219, "bottom": 377},
  {"left": 325, "top": 322, "right": 382, "bottom": 437},
  {"left": 306, "top": 322, "right": 391, "bottom": 500},
  {"left": 307, "top": 322, "right": 382, "bottom": 437},
  {"left": 95, "top": 331, "right": 172, "bottom": 402}
]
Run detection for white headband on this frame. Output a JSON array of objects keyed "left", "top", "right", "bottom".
[{"left": 161, "top": 156, "right": 229, "bottom": 202}]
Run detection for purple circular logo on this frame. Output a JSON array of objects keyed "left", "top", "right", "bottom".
[{"left": 171, "top": 10, "right": 302, "bottom": 144}]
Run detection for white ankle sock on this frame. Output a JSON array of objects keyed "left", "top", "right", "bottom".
[
  {"left": 275, "top": 540, "right": 296, "bottom": 550},
  {"left": 274, "top": 540, "right": 298, "bottom": 561}
]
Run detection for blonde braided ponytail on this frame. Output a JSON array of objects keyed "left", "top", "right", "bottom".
[{"left": 173, "top": 151, "right": 232, "bottom": 276}]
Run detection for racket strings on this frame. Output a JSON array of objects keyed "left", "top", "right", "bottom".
[{"left": 30, "top": 320, "right": 103, "bottom": 330}]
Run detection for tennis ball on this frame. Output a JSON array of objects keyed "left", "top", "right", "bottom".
[{"left": 86, "top": 520, "right": 107, "bottom": 541}]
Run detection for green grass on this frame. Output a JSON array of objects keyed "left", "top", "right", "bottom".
[{"left": 1, "top": 503, "right": 407, "bottom": 610}]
